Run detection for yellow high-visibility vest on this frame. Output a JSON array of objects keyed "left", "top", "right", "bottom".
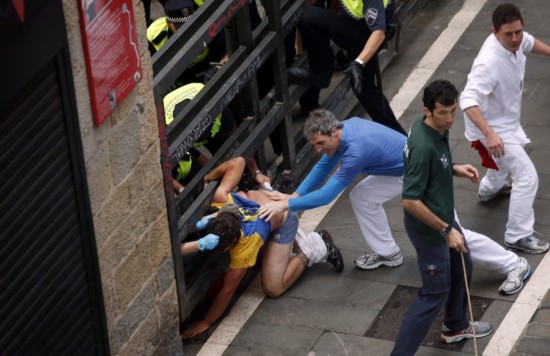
[
  {"left": 163, "top": 83, "right": 222, "bottom": 144},
  {"left": 340, "top": 0, "right": 389, "bottom": 20},
  {"left": 146, "top": 17, "right": 209, "bottom": 62}
]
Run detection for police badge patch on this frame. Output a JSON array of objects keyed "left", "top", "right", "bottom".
[{"left": 365, "top": 8, "right": 378, "bottom": 26}]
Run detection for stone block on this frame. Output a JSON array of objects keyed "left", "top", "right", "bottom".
[
  {"left": 138, "top": 105, "right": 160, "bottom": 155},
  {"left": 140, "top": 144, "right": 163, "bottom": 190},
  {"left": 525, "top": 322, "right": 550, "bottom": 339},
  {"left": 231, "top": 322, "right": 323, "bottom": 354},
  {"left": 156, "top": 259, "right": 175, "bottom": 296},
  {"left": 98, "top": 203, "right": 149, "bottom": 274},
  {"left": 533, "top": 308, "right": 550, "bottom": 323},
  {"left": 95, "top": 179, "right": 130, "bottom": 239},
  {"left": 84, "top": 141, "right": 112, "bottom": 233},
  {"left": 111, "top": 279, "right": 156, "bottom": 353},
  {"left": 113, "top": 242, "right": 153, "bottom": 310},
  {"left": 251, "top": 295, "right": 377, "bottom": 335},
  {"left": 312, "top": 332, "right": 395, "bottom": 356},
  {"left": 127, "top": 161, "right": 147, "bottom": 209},
  {"left": 110, "top": 107, "right": 145, "bottom": 185},
  {"left": 143, "top": 214, "right": 171, "bottom": 271},
  {"left": 531, "top": 149, "right": 550, "bottom": 176},
  {"left": 152, "top": 334, "right": 183, "bottom": 356},
  {"left": 515, "top": 337, "right": 550, "bottom": 355},
  {"left": 146, "top": 182, "right": 167, "bottom": 223},
  {"left": 541, "top": 290, "right": 550, "bottom": 308},
  {"left": 118, "top": 308, "right": 161, "bottom": 356},
  {"left": 284, "top": 274, "right": 395, "bottom": 312},
  {"left": 157, "top": 282, "right": 179, "bottom": 337},
  {"left": 102, "top": 279, "right": 117, "bottom": 332}
]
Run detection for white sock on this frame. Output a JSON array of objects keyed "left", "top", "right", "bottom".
[{"left": 294, "top": 228, "right": 328, "bottom": 266}]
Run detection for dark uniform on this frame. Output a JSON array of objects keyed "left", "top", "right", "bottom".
[{"left": 297, "top": 0, "right": 406, "bottom": 135}]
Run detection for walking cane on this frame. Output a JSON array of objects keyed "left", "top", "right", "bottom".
[{"left": 460, "top": 252, "right": 478, "bottom": 356}]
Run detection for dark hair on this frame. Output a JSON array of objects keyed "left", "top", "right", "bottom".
[
  {"left": 422, "top": 79, "right": 458, "bottom": 112},
  {"left": 492, "top": 3, "right": 523, "bottom": 32},
  {"left": 205, "top": 211, "right": 241, "bottom": 252}
]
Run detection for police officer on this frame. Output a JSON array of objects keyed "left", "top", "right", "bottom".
[
  {"left": 146, "top": 0, "right": 196, "bottom": 54},
  {"left": 289, "top": 0, "right": 406, "bottom": 136},
  {"left": 164, "top": 83, "right": 271, "bottom": 191},
  {"left": 147, "top": 0, "right": 227, "bottom": 85}
]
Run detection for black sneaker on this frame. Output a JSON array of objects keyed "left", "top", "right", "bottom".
[{"left": 317, "top": 229, "right": 344, "bottom": 272}]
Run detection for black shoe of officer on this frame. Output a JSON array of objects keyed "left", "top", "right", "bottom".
[{"left": 287, "top": 67, "right": 332, "bottom": 89}]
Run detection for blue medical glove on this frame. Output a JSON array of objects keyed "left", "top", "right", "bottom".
[
  {"left": 196, "top": 215, "right": 214, "bottom": 231},
  {"left": 197, "top": 234, "right": 219, "bottom": 251}
]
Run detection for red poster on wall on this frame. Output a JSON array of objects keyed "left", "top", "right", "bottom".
[{"left": 79, "top": 0, "right": 143, "bottom": 127}]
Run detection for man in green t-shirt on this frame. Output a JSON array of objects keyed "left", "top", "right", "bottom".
[{"left": 392, "top": 80, "right": 492, "bottom": 355}]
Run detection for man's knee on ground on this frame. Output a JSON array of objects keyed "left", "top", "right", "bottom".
[{"left": 261, "top": 281, "right": 285, "bottom": 298}]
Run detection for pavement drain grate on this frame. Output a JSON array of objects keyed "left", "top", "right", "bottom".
[{"left": 365, "top": 285, "right": 492, "bottom": 352}]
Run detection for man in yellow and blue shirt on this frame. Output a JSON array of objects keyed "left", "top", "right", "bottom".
[{"left": 181, "top": 157, "right": 344, "bottom": 339}]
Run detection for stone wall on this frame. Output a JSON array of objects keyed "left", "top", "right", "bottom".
[{"left": 61, "top": 1, "right": 181, "bottom": 354}]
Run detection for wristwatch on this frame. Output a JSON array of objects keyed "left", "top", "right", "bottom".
[{"left": 441, "top": 223, "right": 453, "bottom": 238}]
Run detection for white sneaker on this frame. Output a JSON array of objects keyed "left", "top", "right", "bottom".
[
  {"left": 440, "top": 321, "right": 493, "bottom": 343},
  {"left": 499, "top": 257, "right": 532, "bottom": 295},
  {"left": 354, "top": 250, "right": 403, "bottom": 270},
  {"left": 504, "top": 235, "right": 550, "bottom": 254}
]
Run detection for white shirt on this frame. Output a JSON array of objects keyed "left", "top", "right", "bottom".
[{"left": 460, "top": 31, "right": 535, "bottom": 144}]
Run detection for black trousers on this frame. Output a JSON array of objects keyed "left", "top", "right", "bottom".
[{"left": 300, "top": 7, "right": 406, "bottom": 136}]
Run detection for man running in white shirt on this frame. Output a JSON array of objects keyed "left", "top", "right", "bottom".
[{"left": 460, "top": 3, "right": 550, "bottom": 254}]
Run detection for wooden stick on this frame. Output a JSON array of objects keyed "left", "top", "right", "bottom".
[{"left": 461, "top": 252, "right": 478, "bottom": 356}]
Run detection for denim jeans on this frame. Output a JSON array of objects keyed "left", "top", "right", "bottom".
[{"left": 391, "top": 220, "right": 472, "bottom": 356}]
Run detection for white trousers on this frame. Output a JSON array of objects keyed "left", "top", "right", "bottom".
[
  {"left": 479, "top": 142, "right": 538, "bottom": 243},
  {"left": 455, "top": 212, "right": 518, "bottom": 275},
  {"left": 349, "top": 175, "right": 403, "bottom": 256},
  {"left": 349, "top": 175, "right": 518, "bottom": 274}
]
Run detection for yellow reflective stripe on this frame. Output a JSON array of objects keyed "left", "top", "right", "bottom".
[
  {"left": 340, "top": 0, "right": 362, "bottom": 19},
  {"left": 341, "top": 0, "right": 389, "bottom": 19},
  {"left": 147, "top": 16, "right": 208, "bottom": 63},
  {"left": 192, "top": 140, "right": 208, "bottom": 148},
  {"left": 176, "top": 154, "right": 193, "bottom": 181},
  {"left": 163, "top": 83, "right": 205, "bottom": 125},
  {"left": 194, "top": 0, "right": 203, "bottom": 6},
  {"left": 210, "top": 113, "right": 222, "bottom": 138},
  {"left": 163, "top": 82, "right": 223, "bottom": 148},
  {"left": 147, "top": 18, "right": 169, "bottom": 51},
  {"left": 192, "top": 111, "right": 222, "bottom": 148},
  {"left": 192, "top": 47, "right": 210, "bottom": 64}
]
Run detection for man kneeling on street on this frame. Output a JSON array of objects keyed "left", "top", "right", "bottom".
[{"left": 181, "top": 157, "right": 344, "bottom": 339}]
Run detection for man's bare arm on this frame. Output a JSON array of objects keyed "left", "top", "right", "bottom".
[
  {"left": 356, "top": 29, "right": 385, "bottom": 63},
  {"left": 532, "top": 38, "right": 550, "bottom": 56},
  {"left": 402, "top": 198, "right": 467, "bottom": 252},
  {"left": 204, "top": 157, "right": 246, "bottom": 203},
  {"left": 181, "top": 267, "right": 247, "bottom": 339}
]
